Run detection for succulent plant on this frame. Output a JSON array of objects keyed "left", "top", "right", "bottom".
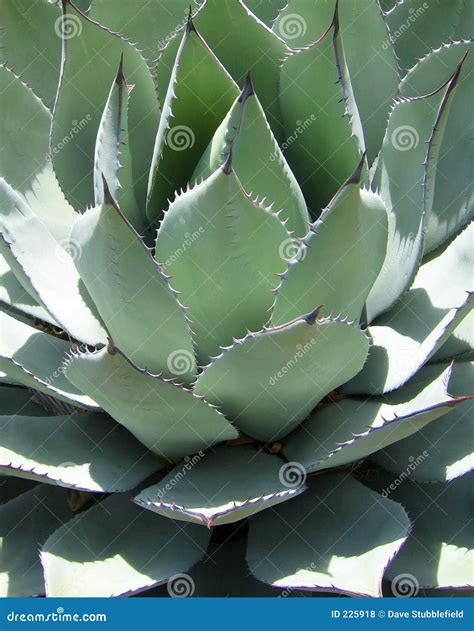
[{"left": 0, "top": 0, "right": 472, "bottom": 598}]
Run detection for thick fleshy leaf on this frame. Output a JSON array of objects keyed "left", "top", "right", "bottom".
[
  {"left": 383, "top": 474, "right": 473, "bottom": 590},
  {"left": 366, "top": 63, "right": 463, "bottom": 321},
  {"left": 0, "top": 475, "right": 37, "bottom": 505},
  {"left": 279, "top": 11, "right": 364, "bottom": 215},
  {"left": 146, "top": 19, "right": 239, "bottom": 223},
  {"left": 195, "top": 310, "right": 369, "bottom": 442},
  {"left": 192, "top": 75, "right": 309, "bottom": 236},
  {"left": 0, "top": 66, "right": 74, "bottom": 243},
  {"left": 0, "top": 387, "right": 46, "bottom": 417},
  {"left": 0, "top": 254, "right": 57, "bottom": 326},
  {"left": 372, "top": 362, "right": 473, "bottom": 482},
  {"left": 284, "top": 363, "right": 473, "bottom": 473},
  {"left": 386, "top": 0, "right": 469, "bottom": 72},
  {"left": 0, "top": 309, "right": 98, "bottom": 410},
  {"left": 93, "top": 58, "right": 144, "bottom": 232},
  {"left": 52, "top": 1, "right": 159, "bottom": 210},
  {"left": 271, "top": 162, "right": 388, "bottom": 325},
  {"left": 273, "top": 0, "right": 399, "bottom": 162},
  {"left": 247, "top": 473, "right": 410, "bottom": 597},
  {"left": 0, "top": 485, "right": 73, "bottom": 597},
  {"left": 0, "top": 0, "right": 61, "bottom": 109},
  {"left": 155, "top": 167, "right": 290, "bottom": 364},
  {"left": 89, "top": 0, "right": 202, "bottom": 61},
  {"left": 64, "top": 346, "right": 238, "bottom": 460},
  {"left": 432, "top": 312, "right": 474, "bottom": 362},
  {"left": 244, "top": 0, "right": 286, "bottom": 24},
  {"left": 400, "top": 42, "right": 473, "bottom": 253},
  {"left": 0, "top": 179, "right": 106, "bottom": 346},
  {"left": 42, "top": 491, "right": 211, "bottom": 597},
  {"left": 135, "top": 444, "right": 306, "bottom": 527},
  {"left": 0, "top": 412, "right": 161, "bottom": 492},
  {"left": 70, "top": 187, "right": 195, "bottom": 381},
  {"left": 347, "top": 222, "right": 474, "bottom": 394}
]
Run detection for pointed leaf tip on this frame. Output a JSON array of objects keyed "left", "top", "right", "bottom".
[
  {"left": 345, "top": 151, "right": 367, "bottom": 186},
  {"left": 186, "top": 6, "right": 196, "bottom": 33},
  {"left": 304, "top": 305, "right": 325, "bottom": 325},
  {"left": 222, "top": 146, "right": 234, "bottom": 174},
  {"left": 101, "top": 174, "right": 117, "bottom": 206},
  {"left": 115, "top": 53, "right": 125, "bottom": 85},
  {"left": 239, "top": 72, "right": 255, "bottom": 103}
]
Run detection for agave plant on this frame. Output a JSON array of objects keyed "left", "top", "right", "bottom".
[{"left": 0, "top": 0, "right": 472, "bottom": 598}]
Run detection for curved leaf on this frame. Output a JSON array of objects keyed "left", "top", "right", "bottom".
[
  {"left": 0, "top": 386, "right": 46, "bottom": 417},
  {"left": 347, "top": 222, "right": 474, "bottom": 394},
  {"left": 244, "top": 0, "right": 286, "bottom": 24},
  {"left": 135, "top": 444, "right": 306, "bottom": 527},
  {"left": 0, "top": 412, "right": 161, "bottom": 492},
  {"left": 42, "top": 492, "right": 211, "bottom": 597},
  {"left": 0, "top": 485, "right": 73, "bottom": 597},
  {"left": 383, "top": 474, "right": 473, "bottom": 590},
  {"left": 400, "top": 42, "right": 473, "bottom": 253},
  {"left": 64, "top": 346, "right": 238, "bottom": 460},
  {"left": 192, "top": 75, "right": 309, "bottom": 236},
  {"left": 271, "top": 161, "right": 388, "bottom": 325},
  {"left": 0, "top": 66, "right": 74, "bottom": 243},
  {"left": 70, "top": 187, "right": 195, "bottom": 381},
  {"left": 372, "top": 362, "right": 474, "bottom": 482},
  {"left": 0, "top": 309, "right": 98, "bottom": 410},
  {"left": 366, "top": 60, "right": 465, "bottom": 320},
  {"left": 195, "top": 309, "right": 369, "bottom": 442},
  {"left": 155, "top": 166, "right": 290, "bottom": 364},
  {"left": 279, "top": 10, "right": 364, "bottom": 215},
  {"left": 0, "top": 179, "right": 106, "bottom": 346},
  {"left": 146, "top": 19, "right": 239, "bottom": 223},
  {"left": 247, "top": 473, "right": 410, "bottom": 597},
  {"left": 52, "top": 1, "right": 159, "bottom": 210},
  {"left": 284, "top": 362, "right": 473, "bottom": 473}
]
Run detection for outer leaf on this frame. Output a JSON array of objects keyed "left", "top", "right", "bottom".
[
  {"left": 0, "top": 475, "right": 36, "bottom": 505},
  {"left": 0, "top": 387, "right": 46, "bottom": 417},
  {"left": 0, "top": 309, "right": 98, "bottom": 410},
  {"left": 0, "top": 179, "right": 106, "bottom": 346},
  {"left": 386, "top": 0, "right": 468, "bottom": 72},
  {"left": 89, "top": 0, "right": 202, "bottom": 62},
  {"left": 0, "top": 0, "right": 61, "bottom": 109},
  {"left": 283, "top": 363, "right": 473, "bottom": 473},
  {"left": 366, "top": 61, "right": 464, "bottom": 320},
  {"left": 0, "top": 486, "right": 73, "bottom": 597},
  {"left": 243, "top": 0, "right": 286, "bottom": 24},
  {"left": 52, "top": 1, "right": 159, "bottom": 210},
  {"left": 0, "top": 254, "right": 57, "bottom": 326},
  {"left": 146, "top": 19, "right": 239, "bottom": 223},
  {"left": 372, "top": 362, "right": 474, "bottom": 482},
  {"left": 155, "top": 166, "right": 290, "bottom": 364},
  {"left": 70, "top": 185, "right": 195, "bottom": 381},
  {"left": 247, "top": 473, "right": 410, "bottom": 597},
  {"left": 400, "top": 42, "right": 473, "bottom": 253},
  {"left": 431, "top": 312, "right": 474, "bottom": 362},
  {"left": 0, "top": 66, "right": 74, "bottom": 242},
  {"left": 135, "top": 444, "right": 306, "bottom": 527},
  {"left": 191, "top": 75, "right": 309, "bottom": 236},
  {"left": 273, "top": 0, "right": 399, "bottom": 161},
  {"left": 347, "top": 222, "right": 474, "bottom": 394},
  {"left": 64, "top": 346, "right": 238, "bottom": 460},
  {"left": 0, "top": 412, "right": 161, "bottom": 492},
  {"left": 194, "top": 309, "right": 369, "bottom": 442},
  {"left": 93, "top": 57, "right": 143, "bottom": 232},
  {"left": 383, "top": 474, "right": 473, "bottom": 590},
  {"left": 41, "top": 492, "right": 211, "bottom": 597},
  {"left": 279, "top": 11, "right": 364, "bottom": 215},
  {"left": 271, "top": 161, "right": 388, "bottom": 325}
]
